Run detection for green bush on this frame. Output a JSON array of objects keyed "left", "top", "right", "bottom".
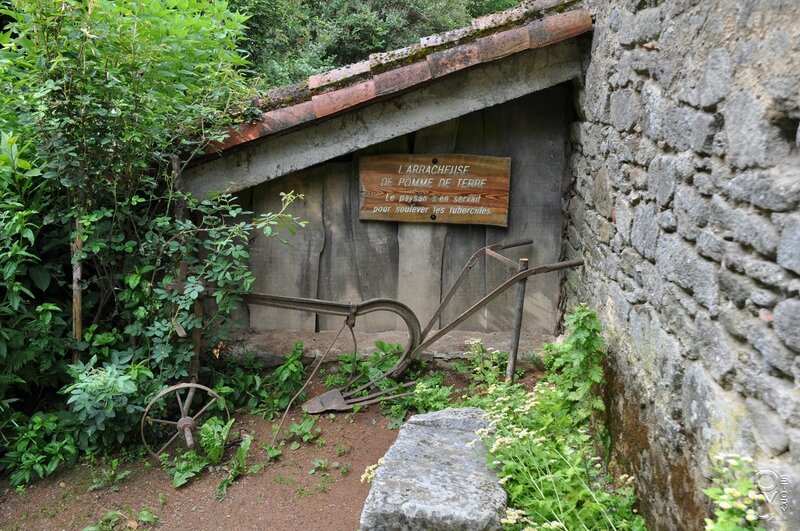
[
  {"left": 212, "top": 341, "right": 307, "bottom": 419},
  {"left": 63, "top": 353, "right": 152, "bottom": 450},
  {"left": 0, "top": 0, "right": 308, "bottom": 461},
  {"left": 0, "top": 411, "right": 78, "bottom": 486},
  {"left": 462, "top": 306, "right": 646, "bottom": 530}
]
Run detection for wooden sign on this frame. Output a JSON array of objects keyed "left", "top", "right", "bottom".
[{"left": 359, "top": 154, "right": 511, "bottom": 226}]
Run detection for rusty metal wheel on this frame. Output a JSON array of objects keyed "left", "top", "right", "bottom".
[{"left": 140, "top": 382, "right": 229, "bottom": 458}]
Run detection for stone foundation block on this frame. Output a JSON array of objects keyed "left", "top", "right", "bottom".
[{"left": 360, "top": 408, "right": 506, "bottom": 531}]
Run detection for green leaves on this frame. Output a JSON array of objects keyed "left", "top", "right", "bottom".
[
  {"left": 199, "top": 417, "right": 235, "bottom": 465},
  {"left": 162, "top": 450, "right": 209, "bottom": 489},
  {"left": 542, "top": 304, "right": 607, "bottom": 421},
  {"left": 0, "top": 411, "right": 78, "bottom": 486},
  {"left": 457, "top": 307, "right": 644, "bottom": 530},
  {"left": 63, "top": 357, "right": 144, "bottom": 450}
]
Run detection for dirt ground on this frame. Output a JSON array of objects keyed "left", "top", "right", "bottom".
[
  {"left": 0, "top": 358, "right": 541, "bottom": 531},
  {"left": 0, "top": 379, "right": 400, "bottom": 531}
]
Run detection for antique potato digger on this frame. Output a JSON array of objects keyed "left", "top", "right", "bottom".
[{"left": 139, "top": 239, "right": 582, "bottom": 456}]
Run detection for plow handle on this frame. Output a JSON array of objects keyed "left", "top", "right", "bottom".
[{"left": 494, "top": 238, "right": 534, "bottom": 250}]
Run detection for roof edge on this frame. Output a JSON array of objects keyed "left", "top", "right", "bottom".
[{"left": 204, "top": 6, "right": 592, "bottom": 155}]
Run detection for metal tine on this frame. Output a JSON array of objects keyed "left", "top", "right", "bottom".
[
  {"left": 345, "top": 381, "right": 417, "bottom": 404},
  {"left": 340, "top": 351, "right": 397, "bottom": 397},
  {"left": 346, "top": 390, "right": 416, "bottom": 408},
  {"left": 420, "top": 238, "right": 533, "bottom": 340},
  {"left": 341, "top": 363, "right": 398, "bottom": 398}
]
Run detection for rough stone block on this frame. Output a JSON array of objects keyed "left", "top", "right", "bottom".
[
  {"left": 724, "top": 91, "right": 773, "bottom": 169},
  {"left": 640, "top": 81, "right": 665, "bottom": 141},
  {"left": 688, "top": 172, "right": 711, "bottom": 196},
  {"left": 751, "top": 375, "right": 800, "bottom": 428},
  {"left": 614, "top": 196, "right": 634, "bottom": 242},
  {"left": 674, "top": 185, "right": 710, "bottom": 241},
  {"left": 360, "top": 408, "right": 505, "bottom": 531},
  {"left": 719, "top": 269, "right": 754, "bottom": 308},
  {"left": 726, "top": 208, "right": 779, "bottom": 258},
  {"left": 593, "top": 167, "right": 613, "bottom": 218},
  {"left": 739, "top": 254, "right": 793, "bottom": 289},
  {"left": 751, "top": 166, "right": 800, "bottom": 212},
  {"left": 619, "top": 7, "right": 661, "bottom": 45},
  {"left": 663, "top": 102, "right": 697, "bottom": 151},
  {"left": 746, "top": 398, "right": 790, "bottom": 457},
  {"left": 656, "top": 233, "right": 720, "bottom": 312},
  {"left": 689, "top": 111, "right": 722, "bottom": 155},
  {"left": 648, "top": 155, "right": 678, "bottom": 207},
  {"left": 659, "top": 210, "right": 677, "bottom": 232},
  {"left": 635, "top": 136, "right": 658, "bottom": 167},
  {"left": 693, "top": 47, "right": 734, "bottom": 108},
  {"left": 745, "top": 319, "right": 796, "bottom": 376},
  {"left": 774, "top": 298, "right": 800, "bottom": 353},
  {"left": 778, "top": 214, "right": 800, "bottom": 275},
  {"left": 682, "top": 363, "right": 755, "bottom": 456},
  {"left": 694, "top": 313, "right": 737, "bottom": 384},
  {"left": 610, "top": 89, "right": 641, "bottom": 132},
  {"left": 696, "top": 230, "right": 725, "bottom": 263},
  {"left": 748, "top": 288, "right": 779, "bottom": 308},
  {"left": 631, "top": 202, "right": 659, "bottom": 260}
]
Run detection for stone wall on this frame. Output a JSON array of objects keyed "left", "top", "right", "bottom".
[{"left": 565, "top": 1, "right": 800, "bottom": 529}]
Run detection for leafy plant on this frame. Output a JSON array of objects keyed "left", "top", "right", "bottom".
[
  {"left": 263, "top": 444, "right": 283, "bottom": 461},
  {"left": 703, "top": 453, "right": 766, "bottom": 530},
  {"left": 199, "top": 417, "right": 235, "bottom": 465},
  {"left": 287, "top": 415, "right": 320, "bottom": 444},
  {"left": 82, "top": 508, "right": 158, "bottom": 531},
  {"left": 157, "top": 415, "right": 235, "bottom": 488},
  {"left": 307, "top": 0, "right": 472, "bottom": 66},
  {"left": 63, "top": 354, "right": 151, "bottom": 450},
  {"left": 212, "top": 342, "right": 307, "bottom": 420},
  {"left": 0, "top": 131, "right": 68, "bottom": 401},
  {"left": 0, "top": 411, "right": 78, "bottom": 486},
  {"left": 87, "top": 457, "right": 131, "bottom": 492},
  {"left": 463, "top": 338, "right": 509, "bottom": 386},
  {"left": 309, "top": 458, "right": 329, "bottom": 475},
  {"left": 335, "top": 341, "right": 403, "bottom": 392},
  {"left": 335, "top": 443, "right": 350, "bottom": 457},
  {"left": 542, "top": 304, "right": 606, "bottom": 420},
  {"left": 216, "top": 435, "right": 253, "bottom": 499},
  {"left": 382, "top": 373, "right": 453, "bottom": 429},
  {"left": 160, "top": 450, "right": 209, "bottom": 489},
  {"left": 460, "top": 306, "right": 645, "bottom": 530}
]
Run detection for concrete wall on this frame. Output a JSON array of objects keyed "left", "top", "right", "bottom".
[{"left": 566, "top": 0, "right": 800, "bottom": 528}]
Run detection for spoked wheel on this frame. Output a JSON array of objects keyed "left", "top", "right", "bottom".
[{"left": 140, "top": 382, "right": 230, "bottom": 458}]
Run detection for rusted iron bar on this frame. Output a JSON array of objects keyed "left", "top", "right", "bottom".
[
  {"left": 506, "top": 258, "right": 529, "bottom": 382},
  {"left": 395, "top": 257, "right": 585, "bottom": 377},
  {"left": 244, "top": 293, "right": 422, "bottom": 362},
  {"left": 421, "top": 238, "right": 533, "bottom": 339}
]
